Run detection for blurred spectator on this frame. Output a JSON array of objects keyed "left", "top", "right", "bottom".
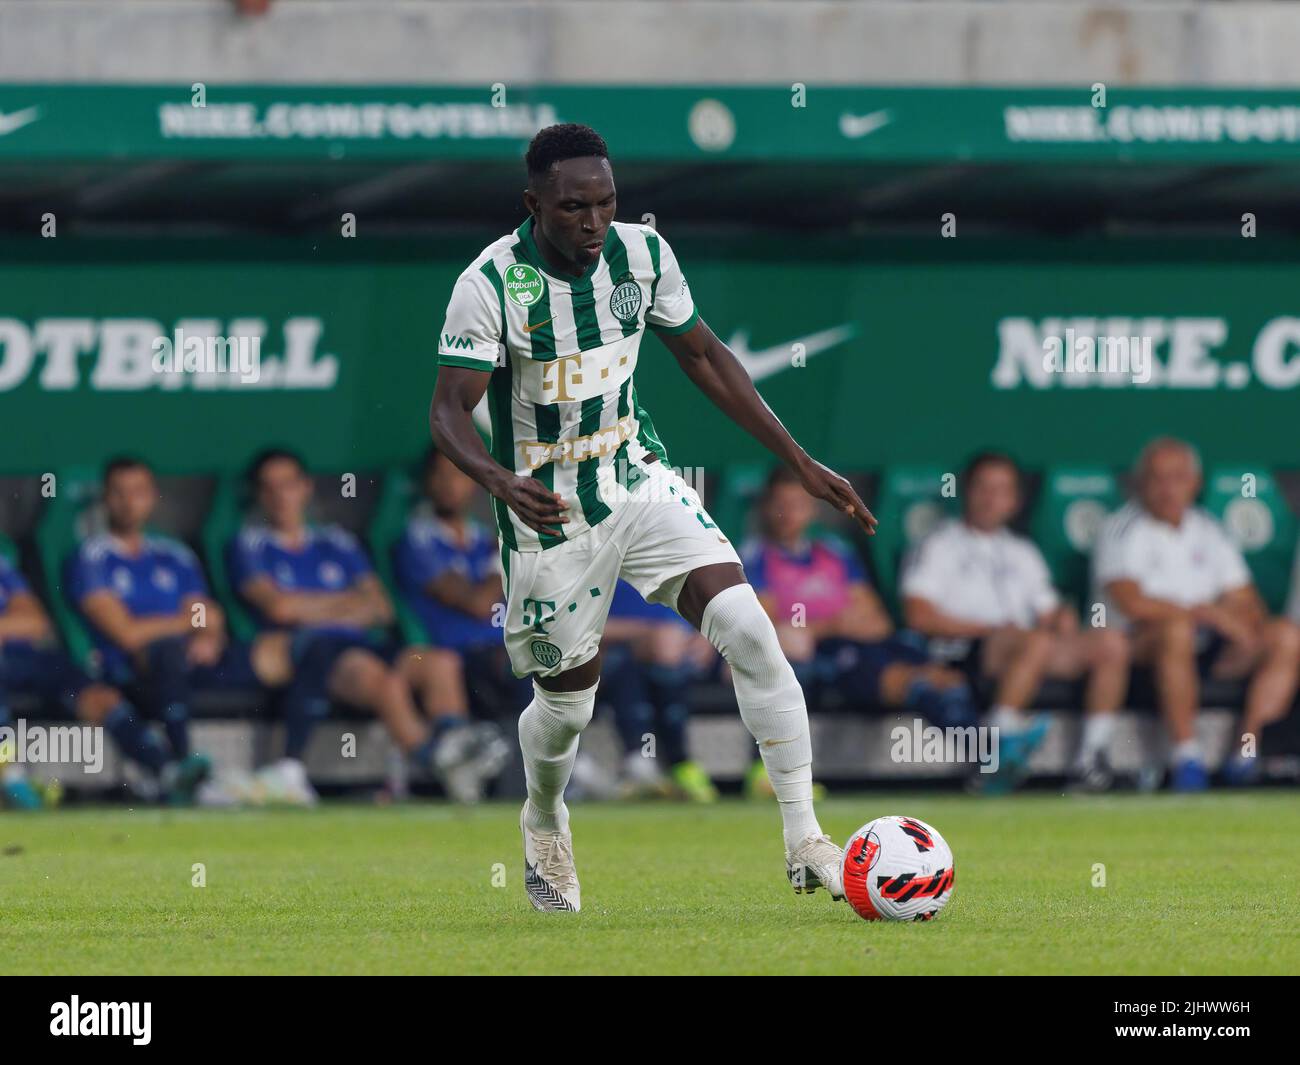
[
  {"left": 599, "top": 579, "right": 719, "bottom": 801},
  {"left": 393, "top": 445, "right": 528, "bottom": 718},
  {"left": 230, "top": 449, "right": 508, "bottom": 803},
  {"left": 67, "top": 457, "right": 245, "bottom": 803},
  {"left": 904, "top": 452, "right": 1130, "bottom": 792},
  {"left": 745, "top": 468, "right": 977, "bottom": 754},
  {"left": 0, "top": 550, "right": 141, "bottom": 809},
  {"left": 1094, "top": 438, "right": 1290, "bottom": 790}
]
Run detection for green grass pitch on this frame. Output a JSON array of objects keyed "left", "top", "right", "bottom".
[{"left": 2, "top": 793, "right": 1297, "bottom": 975}]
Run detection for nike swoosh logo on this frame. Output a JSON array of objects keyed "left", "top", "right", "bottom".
[
  {"left": 522, "top": 318, "right": 553, "bottom": 334},
  {"left": 838, "top": 109, "right": 892, "bottom": 139},
  {"left": 0, "top": 106, "right": 41, "bottom": 138},
  {"left": 725, "top": 323, "right": 857, "bottom": 383}
]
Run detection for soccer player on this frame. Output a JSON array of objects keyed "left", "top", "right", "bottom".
[
  {"left": 68, "top": 457, "right": 239, "bottom": 803},
  {"left": 903, "top": 452, "right": 1130, "bottom": 792},
  {"left": 429, "top": 123, "right": 876, "bottom": 911},
  {"left": 231, "top": 449, "right": 508, "bottom": 804},
  {"left": 1094, "top": 438, "right": 1285, "bottom": 791},
  {"left": 744, "top": 466, "right": 977, "bottom": 728},
  {"left": 600, "top": 578, "right": 719, "bottom": 801}
]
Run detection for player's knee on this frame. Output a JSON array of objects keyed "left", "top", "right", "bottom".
[
  {"left": 1092, "top": 627, "right": 1130, "bottom": 668},
  {"left": 531, "top": 679, "right": 596, "bottom": 733},
  {"left": 1156, "top": 616, "right": 1197, "bottom": 657},
  {"left": 700, "top": 584, "right": 780, "bottom": 669}
]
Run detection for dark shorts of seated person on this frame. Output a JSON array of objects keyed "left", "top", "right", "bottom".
[
  {"left": 286, "top": 629, "right": 400, "bottom": 702},
  {"left": 102, "top": 635, "right": 261, "bottom": 708},
  {"left": 804, "top": 633, "right": 930, "bottom": 708},
  {"left": 0, "top": 644, "right": 93, "bottom": 716}
]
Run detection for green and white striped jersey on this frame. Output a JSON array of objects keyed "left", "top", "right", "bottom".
[{"left": 437, "top": 217, "right": 699, "bottom": 552}]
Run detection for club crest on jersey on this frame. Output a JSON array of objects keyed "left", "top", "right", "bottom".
[
  {"left": 505, "top": 264, "right": 545, "bottom": 308},
  {"left": 530, "top": 639, "right": 562, "bottom": 669},
  {"left": 609, "top": 275, "right": 642, "bottom": 324}
]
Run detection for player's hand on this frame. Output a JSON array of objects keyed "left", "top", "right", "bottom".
[
  {"left": 500, "top": 476, "right": 569, "bottom": 537},
  {"left": 795, "top": 457, "right": 878, "bottom": 535},
  {"left": 186, "top": 629, "right": 224, "bottom": 666}
]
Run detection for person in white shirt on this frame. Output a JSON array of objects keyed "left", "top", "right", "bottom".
[
  {"left": 1093, "top": 437, "right": 1289, "bottom": 790},
  {"left": 902, "top": 452, "right": 1130, "bottom": 791}
]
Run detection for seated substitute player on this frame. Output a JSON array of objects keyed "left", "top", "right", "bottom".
[
  {"left": 600, "top": 578, "right": 719, "bottom": 801},
  {"left": 744, "top": 466, "right": 977, "bottom": 731},
  {"left": 0, "top": 550, "right": 145, "bottom": 809},
  {"left": 430, "top": 122, "right": 877, "bottom": 912},
  {"left": 231, "top": 449, "right": 508, "bottom": 804},
  {"left": 68, "top": 457, "right": 246, "bottom": 803},
  {"left": 902, "top": 452, "right": 1130, "bottom": 791},
  {"left": 1094, "top": 438, "right": 1288, "bottom": 791},
  {"left": 394, "top": 443, "right": 530, "bottom": 718}
]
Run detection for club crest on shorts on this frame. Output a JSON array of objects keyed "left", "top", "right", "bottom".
[
  {"left": 505, "top": 264, "right": 545, "bottom": 308},
  {"left": 530, "top": 639, "right": 562, "bottom": 668},
  {"left": 609, "top": 273, "right": 642, "bottom": 324}
]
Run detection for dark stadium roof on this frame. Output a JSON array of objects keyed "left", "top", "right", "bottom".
[{"left": 5, "top": 158, "right": 1300, "bottom": 237}]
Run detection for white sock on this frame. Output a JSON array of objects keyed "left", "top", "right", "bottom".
[
  {"left": 518, "top": 679, "right": 597, "bottom": 834},
  {"left": 1172, "top": 738, "right": 1202, "bottom": 765},
  {"left": 1076, "top": 713, "right": 1117, "bottom": 768},
  {"left": 701, "top": 584, "right": 820, "bottom": 851}
]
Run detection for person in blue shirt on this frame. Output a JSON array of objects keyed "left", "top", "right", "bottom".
[
  {"left": 66, "top": 457, "right": 245, "bottom": 803},
  {"left": 229, "top": 449, "right": 508, "bottom": 804},
  {"left": 600, "top": 579, "right": 720, "bottom": 802},
  {"left": 394, "top": 445, "right": 530, "bottom": 717},
  {"left": 0, "top": 551, "right": 144, "bottom": 808}
]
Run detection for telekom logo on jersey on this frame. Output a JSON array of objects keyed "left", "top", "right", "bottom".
[{"left": 528, "top": 336, "right": 639, "bottom": 405}]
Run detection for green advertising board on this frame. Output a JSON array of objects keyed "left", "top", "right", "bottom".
[
  {"left": 0, "top": 235, "right": 1297, "bottom": 478},
  {"left": 5, "top": 85, "right": 1300, "bottom": 164}
]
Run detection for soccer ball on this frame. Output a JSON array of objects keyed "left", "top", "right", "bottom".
[{"left": 842, "top": 815, "right": 955, "bottom": 922}]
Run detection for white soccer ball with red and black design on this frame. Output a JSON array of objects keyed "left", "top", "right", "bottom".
[{"left": 842, "top": 815, "right": 955, "bottom": 922}]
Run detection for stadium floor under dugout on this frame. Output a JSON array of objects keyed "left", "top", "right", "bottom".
[{"left": 1, "top": 794, "right": 1296, "bottom": 976}]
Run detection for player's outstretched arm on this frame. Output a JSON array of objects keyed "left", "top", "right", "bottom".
[
  {"left": 429, "top": 366, "right": 568, "bottom": 538},
  {"left": 657, "top": 319, "right": 877, "bottom": 535}
]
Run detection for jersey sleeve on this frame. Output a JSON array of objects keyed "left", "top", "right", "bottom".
[
  {"left": 1092, "top": 513, "right": 1141, "bottom": 587},
  {"left": 67, "top": 544, "right": 108, "bottom": 602},
  {"left": 1022, "top": 541, "right": 1061, "bottom": 616},
  {"left": 395, "top": 524, "right": 453, "bottom": 592},
  {"left": 899, "top": 531, "right": 949, "bottom": 603},
  {"left": 643, "top": 228, "right": 699, "bottom": 335},
  {"left": 437, "top": 265, "right": 502, "bottom": 372},
  {"left": 227, "top": 530, "right": 267, "bottom": 591},
  {"left": 1208, "top": 521, "right": 1253, "bottom": 596},
  {"left": 329, "top": 529, "right": 373, "bottom": 584},
  {"left": 173, "top": 543, "right": 209, "bottom": 599}
]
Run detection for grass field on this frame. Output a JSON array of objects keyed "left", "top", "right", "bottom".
[{"left": 2, "top": 793, "right": 1297, "bottom": 975}]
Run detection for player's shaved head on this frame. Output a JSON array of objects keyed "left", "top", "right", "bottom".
[{"left": 523, "top": 124, "right": 616, "bottom": 279}]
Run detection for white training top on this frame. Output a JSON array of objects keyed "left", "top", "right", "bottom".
[
  {"left": 1092, "top": 501, "right": 1252, "bottom": 623},
  {"left": 900, "top": 518, "right": 1061, "bottom": 628}
]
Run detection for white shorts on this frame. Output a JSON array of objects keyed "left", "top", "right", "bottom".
[{"left": 502, "top": 458, "right": 742, "bottom": 677}]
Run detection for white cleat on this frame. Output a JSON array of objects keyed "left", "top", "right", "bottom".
[
  {"left": 786, "top": 833, "right": 846, "bottom": 899},
  {"left": 253, "top": 758, "right": 319, "bottom": 808},
  {"left": 521, "top": 808, "right": 581, "bottom": 912}
]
